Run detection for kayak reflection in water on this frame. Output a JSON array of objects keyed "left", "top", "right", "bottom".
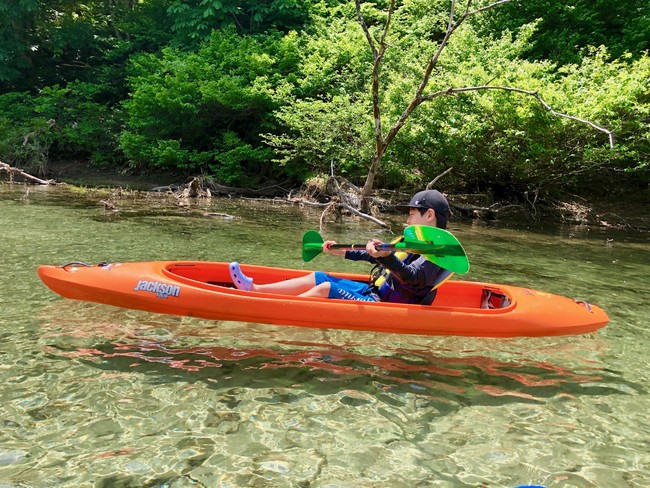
[{"left": 230, "top": 190, "right": 454, "bottom": 305}]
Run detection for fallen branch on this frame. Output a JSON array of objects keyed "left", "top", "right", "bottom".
[
  {"left": 0, "top": 161, "right": 56, "bottom": 185},
  {"left": 99, "top": 199, "right": 118, "bottom": 211},
  {"left": 320, "top": 202, "right": 336, "bottom": 230},
  {"left": 204, "top": 212, "right": 236, "bottom": 220},
  {"left": 451, "top": 202, "right": 528, "bottom": 221},
  {"left": 324, "top": 176, "right": 390, "bottom": 228},
  {"left": 339, "top": 202, "right": 390, "bottom": 229}
]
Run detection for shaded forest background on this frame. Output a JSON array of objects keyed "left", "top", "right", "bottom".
[{"left": 1, "top": 0, "right": 648, "bottom": 204}]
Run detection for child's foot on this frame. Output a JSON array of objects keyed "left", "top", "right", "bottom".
[{"left": 229, "top": 262, "right": 253, "bottom": 291}]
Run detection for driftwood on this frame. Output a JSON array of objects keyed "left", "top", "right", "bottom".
[
  {"left": 339, "top": 202, "right": 389, "bottom": 228},
  {"left": 148, "top": 174, "right": 389, "bottom": 231},
  {"left": 450, "top": 202, "right": 535, "bottom": 221},
  {"left": 99, "top": 199, "right": 118, "bottom": 211},
  {"left": 204, "top": 212, "right": 236, "bottom": 219},
  {"left": 0, "top": 162, "right": 55, "bottom": 185},
  {"left": 316, "top": 176, "right": 390, "bottom": 230},
  {"left": 149, "top": 178, "right": 291, "bottom": 199}
]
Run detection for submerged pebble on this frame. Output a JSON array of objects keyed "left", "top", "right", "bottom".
[{"left": 0, "top": 450, "right": 27, "bottom": 466}]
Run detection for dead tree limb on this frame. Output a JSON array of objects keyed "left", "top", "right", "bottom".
[
  {"left": 320, "top": 176, "right": 390, "bottom": 228},
  {"left": 0, "top": 161, "right": 56, "bottom": 185},
  {"left": 339, "top": 202, "right": 390, "bottom": 229},
  {"left": 427, "top": 167, "right": 454, "bottom": 189}
]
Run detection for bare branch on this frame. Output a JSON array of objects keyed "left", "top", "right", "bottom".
[
  {"left": 0, "top": 161, "right": 56, "bottom": 185},
  {"left": 466, "top": 0, "right": 512, "bottom": 17},
  {"left": 359, "top": 0, "right": 398, "bottom": 169},
  {"left": 380, "top": 0, "right": 514, "bottom": 150},
  {"left": 379, "top": 0, "right": 396, "bottom": 50},
  {"left": 60, "top": 61, "right": 92, "bottom": 69},
  {"left": 427, "top": 167, "right": 454, "bottom": 189},
  {"left": 355, "top": 0, "right": 378, "bottom": 59},
  {"left": 422, "top": 85, "right": 614, "bottom": 147},
  {"left": 339, "top": 202, "right": 390, "bottom": 228}
]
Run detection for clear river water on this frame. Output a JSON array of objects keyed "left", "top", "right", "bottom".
[{"left": 0, "top": 183, "right": 648, "bottom": 487}]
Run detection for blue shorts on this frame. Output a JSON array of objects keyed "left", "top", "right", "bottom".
[{"left": 314, "top": 272, "right": 379, "bottom": 302}]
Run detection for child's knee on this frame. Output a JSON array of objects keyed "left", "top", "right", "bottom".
[
  {"left": 312, "top": 282, "right": 331, "bottom": 297},
  {"left": 302, "top": 282, "right": 330, "bottom": 298}
]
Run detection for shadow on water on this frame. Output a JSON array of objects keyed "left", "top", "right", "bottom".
[{"left": 44, "top": 335, "right": 644, "bottom": 416}]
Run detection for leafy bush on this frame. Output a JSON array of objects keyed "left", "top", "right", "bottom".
[
  {"left": 0, "top": 92, "right": 53, "bottom": 174},
  {"left": 474, "top": 0, "right": 650, "bottom": 65},
  {"left": 168, "top": 0, "right": 311, "bottom": 45},
  {"left": 120, "top": 27, "right": 300, "bottom": 183},
  {"left": 264, "top": 95, "right": 373, "bottom": 183},
  {"left": 35, "top": 83, "right": 122, "bottom": 165}
]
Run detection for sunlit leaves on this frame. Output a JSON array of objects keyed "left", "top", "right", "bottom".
[
  {"left": 120, "top": 27, "right": 300, "bottom": 182},
  {"left": 264, "top": 95, "right": 373, "bottom": 179}
]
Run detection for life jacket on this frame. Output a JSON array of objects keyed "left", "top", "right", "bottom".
[
  {"left": 370, "top": 237, "right": 454, "bottom": 304},
  {"left": 372, "top": 251, "right": 409, "bottom": 291}
]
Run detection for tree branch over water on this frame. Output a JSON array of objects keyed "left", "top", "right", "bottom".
[{"left": 422, "top": 85, "right": 615, "bottom": 147}]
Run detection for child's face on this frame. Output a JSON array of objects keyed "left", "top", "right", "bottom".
[{"left": 406, "top": 208, "right": 437, "bottom": 227}]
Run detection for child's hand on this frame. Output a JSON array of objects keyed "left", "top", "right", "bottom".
[
  {"left": 323, "top": 240, "right": 346, "bottom": 256},
  {"left": 366, "top": 239, "right": 391, "bottom": 258}
]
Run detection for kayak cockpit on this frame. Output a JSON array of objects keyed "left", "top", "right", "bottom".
[{"left": 162, "top": 261, "right": 515, "bottom": 312}]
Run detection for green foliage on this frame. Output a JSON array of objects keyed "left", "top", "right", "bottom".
[
  {"left": 475, "top": 0, "right": 650, "bottom": 65},
  {"left": 264, "top": 95, "right": 373, "bottom": 181},
  {"left": 167, "top": 0, "right": 311, "bottom": 46},
  {"left": 320, "top": 14, "right": 649, "bottom": 198},
  {"left": 261, "top": 12, "right": 376, "bottom": 182},
  {"left": 0, "top": 82, "right": 122, "bottom": 172},
  {"left": 212, "top": 131, "right": 275, "bottom": 185},
  {"left": 0, "top": 0, "right": 647, "bottom": 202},
  {"left": 0, "top": 91, "right": 52, "bottom": 174},
  {"left": 35, "top": 83, "right": 122, "bottom": 165},
  {"left": 0, "top": 0, "right": 39, "bottom": 86},
  {"left": 120, "top": 27, "right": 300, "bottom": 183},
  {"left": 296, "top": 15, "right": 370, "bottom": 98},
  {"left": 555, "top": 50, "right": 650, "bottom": 188},
  {"left": 0, "top": 0, "right": 176, "bottom": 94}
]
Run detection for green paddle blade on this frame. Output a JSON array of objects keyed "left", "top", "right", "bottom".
[
  {"left": 302, "top": 230, "right": 325, "bottom": 262},
  {"left": 301, "top": 225, "right": 470, "bottom": 273},
  {"left": 403, "top": 225, "right": 470, "bottom": 274}
]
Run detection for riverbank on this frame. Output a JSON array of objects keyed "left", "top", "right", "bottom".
[{"left": 4, "top": 160, "right": 649, "bottom": 231}]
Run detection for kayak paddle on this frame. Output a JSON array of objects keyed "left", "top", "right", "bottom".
[
  {"left": 302, "top": 225, "right": 469, "bottom": 274},
  {"left": 403, "top": 224, "right": 470, "bottom": 274}
]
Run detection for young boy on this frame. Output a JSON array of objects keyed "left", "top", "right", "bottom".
[{"left": 229, "top": 189, "right": 452, "bottom": 304}]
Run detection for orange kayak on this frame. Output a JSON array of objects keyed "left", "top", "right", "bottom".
[{"left": 37, "top": 261, "right": 608, "bottom": 338}]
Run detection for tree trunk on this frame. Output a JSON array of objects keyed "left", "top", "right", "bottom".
[{"left": 360, "top": 150, "right": 384, "bottom": 213}]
